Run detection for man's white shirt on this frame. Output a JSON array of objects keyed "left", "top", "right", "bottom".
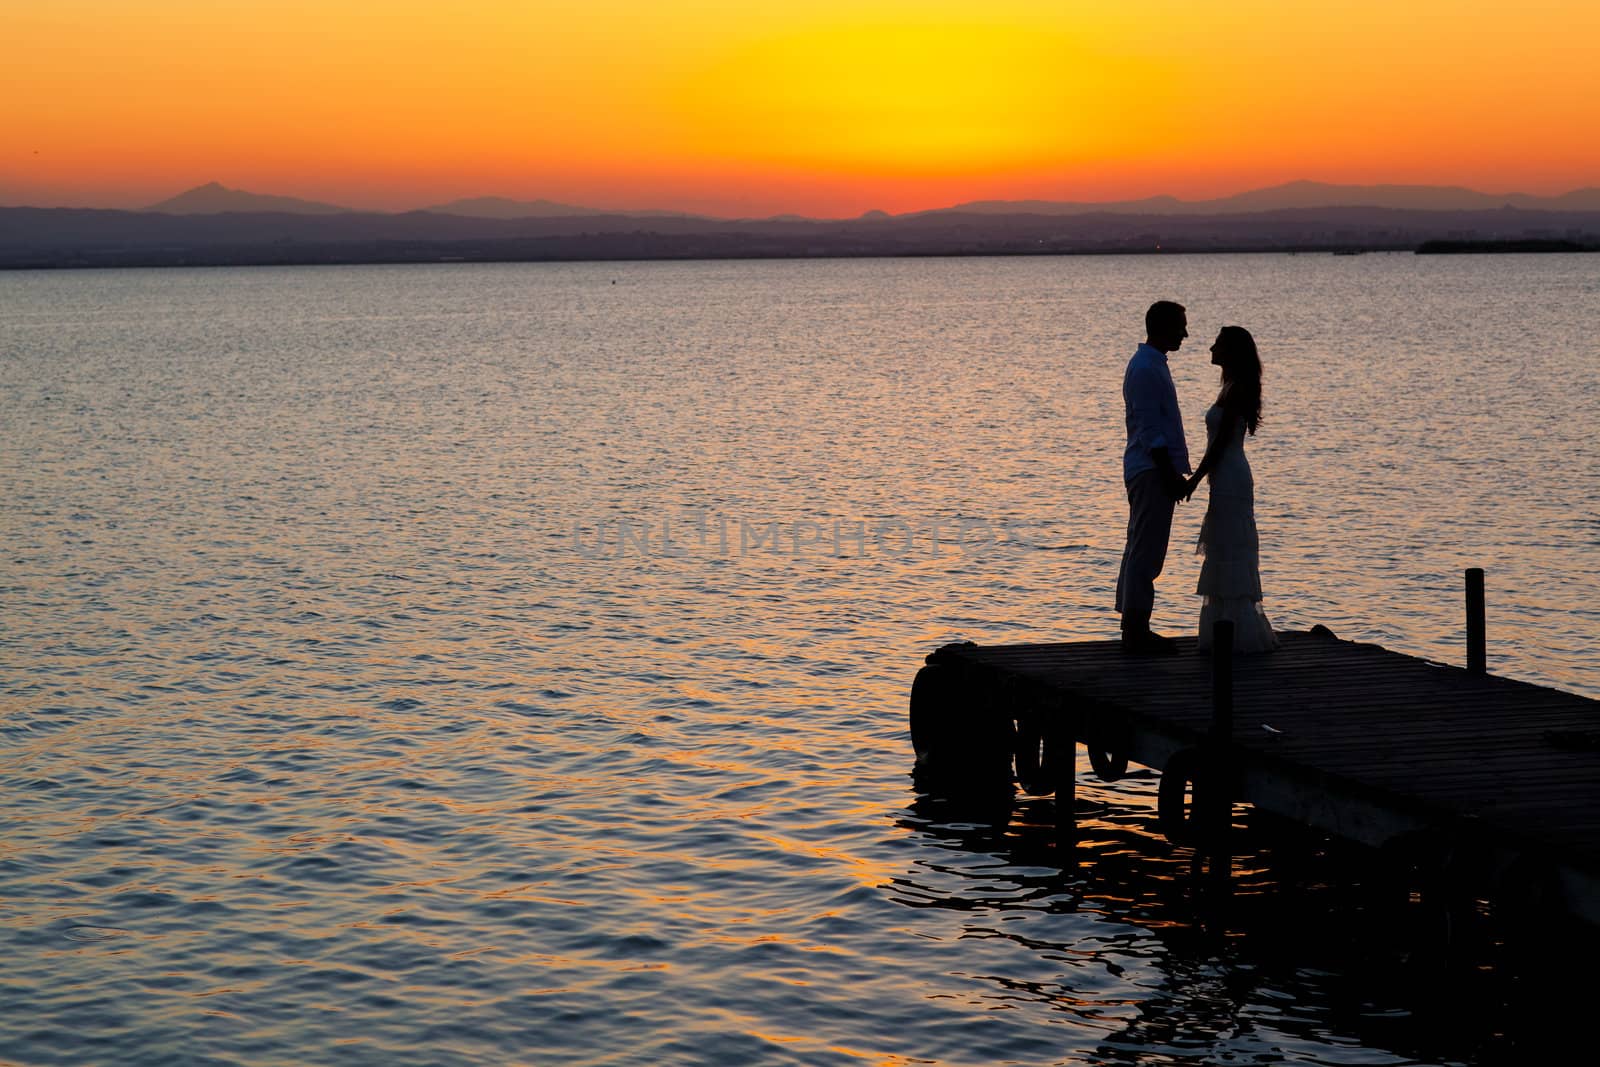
[{"left": 1122, "top": 342, "right": 1191, "bottom": 483}]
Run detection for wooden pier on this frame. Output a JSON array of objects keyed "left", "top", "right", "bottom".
[{"left": 909, "top": 576, "right": 1600, "bottom": 927}]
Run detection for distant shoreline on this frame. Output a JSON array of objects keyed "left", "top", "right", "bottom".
[
  {"left": 4, "top": 242, "right": 1597, "bottom": 272},
  {"left": 0, "top": 246, "right": 1403, "bottom": 272},
  {"left": 1414, "top": 238, "right": 1595, "bottom": 254}
]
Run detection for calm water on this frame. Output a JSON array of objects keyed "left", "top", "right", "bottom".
[{"left": 2, "top": 255, "right": 1597, "bottom": 1066}]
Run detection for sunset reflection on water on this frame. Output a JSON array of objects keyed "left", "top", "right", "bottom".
[{"left": 2, "top": 256, "right": 1595, "bottom": 1065}]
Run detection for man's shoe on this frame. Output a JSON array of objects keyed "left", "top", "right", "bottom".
[{"left": 1121, "top": 630, "right": 1179, "bottom": 655}]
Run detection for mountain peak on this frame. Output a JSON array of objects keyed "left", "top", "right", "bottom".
[{"left": 144, "top": 182, "right": 352, "bottom": 215}]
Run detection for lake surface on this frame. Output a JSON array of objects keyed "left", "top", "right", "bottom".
[{"left": 2, "top": 255, "right": 1597, "bottom": 1065}]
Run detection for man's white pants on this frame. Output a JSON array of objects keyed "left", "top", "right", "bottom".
[{"left": 1115, "top": 469, "right": 1175, "bottom": 636}]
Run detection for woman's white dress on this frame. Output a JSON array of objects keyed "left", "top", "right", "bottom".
[{"left": 1196, "top": 404, "right": 1279, "bottom": 653}]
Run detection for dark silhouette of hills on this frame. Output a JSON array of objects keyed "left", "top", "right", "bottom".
[
  {"left": 927, "top": 180, "right": 1600, "bottom": 217},
  {"left": 6, "top": 182, "right": 1598, "bottom": 269},
  {"left": 144, "top": 181, "right": 352, "bottom": 215},
  {"left": 420, "top": 195, "right": 708, "bottom": 220},
  {"left": 120, "top": 178, "right": 1600, "bottom": 222}
]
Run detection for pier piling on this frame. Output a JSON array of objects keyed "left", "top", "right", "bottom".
[
  {"left": 1204, "top": 621, "right": 1236, "bottom": 878},
  {"left": 1467, "top": 567, "right": 1486, "bottom": 675}
]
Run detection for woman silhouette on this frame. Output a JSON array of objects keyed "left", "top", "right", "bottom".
[{"left": 1184, "top": 326, "right": 1279, "bottom": 653}]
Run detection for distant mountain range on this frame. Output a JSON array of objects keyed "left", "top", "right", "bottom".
[
  {"left": 139, "top": 183, "right": 706, "bottom": 220},
  {"left": 130, "top": 178, "right": 1600, "bottom": 219},
  {"left": 932, "top": 180, "right": 1600, "bottom": 216},
  {"left": 5, "top": 179, "right": 1596, "bottom": 269},
  {"left": 417, "top": 195, "right": 707, "bottom": 220}
]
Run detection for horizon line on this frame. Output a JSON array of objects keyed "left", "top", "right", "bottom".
[{"left": 7, "top": 176, "right": 1600, "bottom": 221}]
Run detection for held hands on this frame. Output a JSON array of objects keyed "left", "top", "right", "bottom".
[
  {"left": 1151, "top": 448, "right": 1192, "bottom": 503},
  {"left": 1179, "top": 473, "right": 1203, "bottom": 503}
]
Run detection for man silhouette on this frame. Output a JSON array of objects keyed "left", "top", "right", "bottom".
[{"left": 1116, "top": 300, "right": 1191, "bottom": 654}]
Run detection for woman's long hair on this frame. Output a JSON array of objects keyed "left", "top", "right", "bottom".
[{"left": 1215, "top": 325, "right": 1262, "bottom": 435}]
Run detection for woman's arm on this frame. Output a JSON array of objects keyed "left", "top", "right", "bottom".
[
  {"left": 1182, "top": 394, "right": 1244, "bottom": 500},
  {"left": 1183, "top": 433, "right": 1225, "bottom": 501}
]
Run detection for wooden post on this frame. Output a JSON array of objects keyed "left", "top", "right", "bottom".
[
  {"left": 1205, "top": 621, "right": 1235, "bottom": 889},
  {"left": 1050, "top": 702, "right": 1077, "bottom": 853},
  {"left": 1209, "top": 621, "right": 1234, "bottom": 748},
  {"left": 1466, "top": 567, "right": 1486, "bottom": 675}
]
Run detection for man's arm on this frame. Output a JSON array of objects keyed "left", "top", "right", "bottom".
[{"left": 1126, "top": 363, "right": 1187, "bottom": 501}]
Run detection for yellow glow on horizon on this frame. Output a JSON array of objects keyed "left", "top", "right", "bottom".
[
  {"left": 2, "top": 1, "right": 1598, "bottom": 214},
  {"left": 666, "top": 21, "right": 1164, "bottom": 177}
]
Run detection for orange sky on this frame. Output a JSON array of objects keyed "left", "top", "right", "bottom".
[{"left": 4, "top": 0, "right": 1598, "bottom": 216}]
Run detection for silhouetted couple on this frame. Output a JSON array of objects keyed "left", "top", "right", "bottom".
[{"left": 1116, "top": 300, "right": 1279, "bottom": 655}]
